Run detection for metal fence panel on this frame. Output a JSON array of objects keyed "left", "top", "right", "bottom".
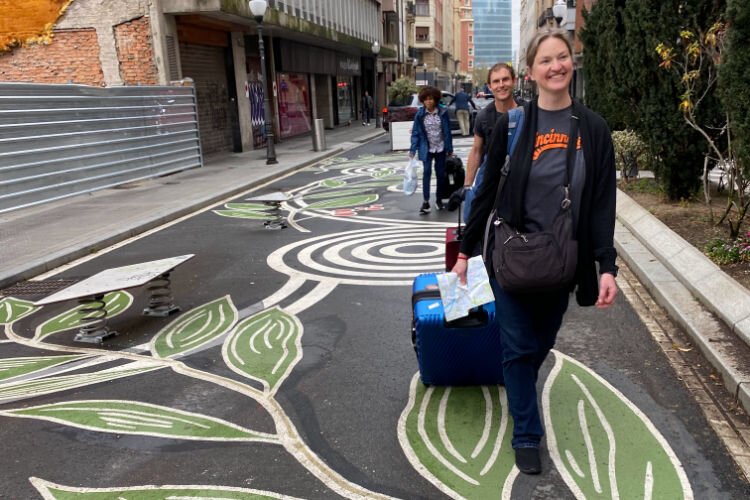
[{"left": 0, "top": 83, "right": 203, "bottom": 213}]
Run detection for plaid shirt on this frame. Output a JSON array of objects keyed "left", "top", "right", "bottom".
[{"left": 423, "top": 109, "right": 444, "bottom": 153}]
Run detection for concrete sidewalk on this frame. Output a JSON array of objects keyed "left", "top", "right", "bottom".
[
  {"left": 2, "top": 128, "right": 750, "bottom": 416},
  {"left": 0, "top": 125, "right": 386, "bottom": 289}
]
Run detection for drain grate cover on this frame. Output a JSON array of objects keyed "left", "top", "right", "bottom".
[{"left": 1, "top": 279, "right": 81, "bottom": 298}]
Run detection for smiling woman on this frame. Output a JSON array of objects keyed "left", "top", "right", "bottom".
[{"left": 0, "top": 0, "right": 72, "bottom": 51}]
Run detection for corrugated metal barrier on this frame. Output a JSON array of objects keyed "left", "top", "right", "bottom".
[{"left": 0, "top": 83, "right": 203, "bottom": 214}]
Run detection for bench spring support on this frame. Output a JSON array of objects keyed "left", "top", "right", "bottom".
[
  {"left": 75, "top": 294, "right": 116, "bottom": 343},
  {"left": 143, "top": 271, "right": 180, "bottom": 317}
]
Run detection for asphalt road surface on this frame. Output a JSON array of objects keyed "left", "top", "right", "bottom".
[{"left": 1, "top": 135, "right": 748, "bottom": 499}]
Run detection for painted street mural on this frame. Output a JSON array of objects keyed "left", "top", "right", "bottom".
[{"left": 0, "top": 137, "right": 722, "bottom": 499}]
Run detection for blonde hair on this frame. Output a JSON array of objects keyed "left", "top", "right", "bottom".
[{"left": 525, "top": 28, "right": 573, "bottom": 69}]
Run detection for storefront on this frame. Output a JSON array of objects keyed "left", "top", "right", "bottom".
[
  {"left": 276, "top": 72, "right": 311, "bottom": 139},
  {"left": 272, "top": 40, "right": 362, "bottom": 134},
  {"left": 336, "top": 55, "right": 361, "bottom": 126}
]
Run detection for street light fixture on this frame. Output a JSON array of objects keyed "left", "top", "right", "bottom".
[
  {"left": 552, "top": 0, "right": 567, "bottom": 25},
  {"left": 249, "top": 0, "right": 277, "bottom": 164},
  {"left": 371, "top": 40, "right": 380, "bottom": 127}
]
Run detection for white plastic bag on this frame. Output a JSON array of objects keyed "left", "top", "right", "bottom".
[{"left": 403, "top": 157, "right": 419, "bottom": 196}]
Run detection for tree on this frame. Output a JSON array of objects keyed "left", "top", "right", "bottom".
[
  {"left": 387, "top": 76, "right": 418, "bottom": 105},
  {"left": 718, "top": 0, "right": 750, "bottom": 233},
  {"left": 581, "top": 0, "right": 725, "bottom": 200}
]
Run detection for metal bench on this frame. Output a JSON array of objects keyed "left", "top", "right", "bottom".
[{"left": 34, "top": 254, "right": 194, "bottom": 343}]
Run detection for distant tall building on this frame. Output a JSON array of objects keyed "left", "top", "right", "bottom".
[{"left": 472, "top": 0, "right": 513, "bottom": 68}]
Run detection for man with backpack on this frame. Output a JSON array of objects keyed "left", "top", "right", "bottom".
[{"left": 461, "top": 63, "right": 521, "bottom": 221}]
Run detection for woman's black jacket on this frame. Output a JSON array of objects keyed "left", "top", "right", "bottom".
[{"left": 458, "top": 99, "right": 618, "bottom": 306}]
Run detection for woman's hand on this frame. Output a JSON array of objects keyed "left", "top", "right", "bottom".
[
  {"left": 451, "top": 255, "right": 469, "bottom": 285},
  {"left": 596, "top": 273, "right": 617, "bottom": 309}
]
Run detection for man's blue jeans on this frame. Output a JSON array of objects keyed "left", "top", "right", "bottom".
[
  {"left": 491, "top": 279, "right": 570, "bottom": 449},
  {"left": 422, "top": 151, "right": 446, "bottom": 202}
]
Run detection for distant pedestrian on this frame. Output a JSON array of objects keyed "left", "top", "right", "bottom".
[
  {"left": 448, "top": 88, "right": 477, "bottom": 136},
  {"left": 409, "top": 86, "right": 454, "bottom": 214},
  {"left": 362, "top": 91, "right": 374, "bottom": 126}
]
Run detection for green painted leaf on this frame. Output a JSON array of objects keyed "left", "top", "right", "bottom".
[
  {"left": 372, "top": 168, "right": 395, "bottom": 178},
  {"left": 0, "top": 297, "right": 39, "bottom": 324},
  {"left": 350, "top": 181, "right": 400, "bottom": 188},
  {"left": 223, "top": 307, "right": 302, "bottom": 394},
  {"left": 151, "top": 295, "right": 238, "bottom": 358},
  {"left": 5, "top": 400, "right": 276, "bottom": 442},
  {"left": 31, "top": 477, "right": 304, "bottom": 500},
  {"left": 543, "top": 351, "right": 693, "bottom": 499},
  {"left": 0, "top": 355, "right": 90, "bottom": 382},
  {"left": 304, "top": 188, "right": 372, "bottom": 199},
  {"left": 34, "top": 291, "right": 133, "bottom": 341},
  {"left": 398, "top": 373, "right": 516, "bottom": 498},
  {"left": 213, "top": 209, "right": 272, "bottom": 219},
  {"left": 305, "top": 194, "right": 379, "bottom": 210},
  {"left": 0, "top": 362, "right": 160, "bottom": 404},
  {"left": 224, "top": 203, "right": 273, "bottom": 211},
  {"left": 321, "top": 179, "right": 346, "bottom": 188}
]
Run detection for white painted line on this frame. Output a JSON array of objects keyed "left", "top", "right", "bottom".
[
  {"left": 480, "top": 386, "right": 508, "bottom": 477},
  {"left": 470, "top": 386, "right": 492, "bottom": 460},
  {"left": 571, "top": 373, "right": 619, "bottom": 499},
  {"left": 577, "top": 398, "right": 602, "bottom": 493},
  {"left": 438, "top": 387, "right": 467, "bottom": 463},
  {"left": 418, "top": 386, "right": 479, "bottom": 485},
  {"left": 565, "top": 449, "right": 586, "bottom": 478}
]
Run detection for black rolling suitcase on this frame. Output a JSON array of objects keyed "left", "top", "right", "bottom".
[{"left": 444, "top": 156, "right": 465, "bottom": 200}]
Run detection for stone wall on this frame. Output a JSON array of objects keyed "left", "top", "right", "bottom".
[
  {"left": 0, "top": 29, "right": 105, "bottom": 85},
  {"left": 114, "top": 16, "right": 159, "bottom": 85}
]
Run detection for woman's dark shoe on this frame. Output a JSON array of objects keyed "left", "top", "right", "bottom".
[
  {"left": 515, "top": 448, "right": 542, "bottom": 475},
  {"left": 419, "top": 201, "right": 431, "bottom": 214}
]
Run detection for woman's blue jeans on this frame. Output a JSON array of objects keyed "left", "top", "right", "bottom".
[
  {"left": 491, "top": 279, "right": 570, "bottom": 449},
  {"left": 422, "top": 151, "right": 446, "bottom": 202}
]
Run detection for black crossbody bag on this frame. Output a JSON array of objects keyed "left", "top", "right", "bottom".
[{"left": 483, "top": 114, "right": 580, "bottom": 294}]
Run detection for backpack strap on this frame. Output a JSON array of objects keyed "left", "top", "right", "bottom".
[
  {"left": 507, "top": 106, "right": 525, "bottom": 156},
  {"left": 489, "top": 105, "right": 525, "bottom": 212}
]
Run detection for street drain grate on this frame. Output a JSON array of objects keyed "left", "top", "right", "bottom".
[{"left": 1, "top": 279, "right": 81, "bottom": 298}]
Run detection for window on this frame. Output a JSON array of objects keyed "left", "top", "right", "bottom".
[
  {"left": 416, "top": 26, "right": 430, "bottom": 42},
  {"left": 468, "top": 47, "right": 473, "bottom": 55},
  {"left": 468, "top": 60, "right": 474, "bottom": 68},
  {"left": 469, "top": 35, "right": 473, "bottom": 43},
  {"left": 416, "top": 0, "right": 429, "bottom": 16}
]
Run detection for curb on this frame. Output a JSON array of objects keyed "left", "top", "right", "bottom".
[
  {"left": 617, "top": 191, "right": 750, "bottom": 346},
  {"left": 615, "top": 190, "right": 750, "bottom": 412}
]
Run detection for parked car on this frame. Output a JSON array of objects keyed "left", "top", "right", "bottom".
[{"left": 381, "top": 91, "right": 478, "bottom": 134}]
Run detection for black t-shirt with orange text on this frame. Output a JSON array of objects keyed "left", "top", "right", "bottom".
[{"left": 523, "top": 106, "right": 586, "bottom": 233}]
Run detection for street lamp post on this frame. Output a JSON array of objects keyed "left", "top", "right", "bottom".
[
  {"left": 371, "top": 40, "right": 380, "bottom": 127},
  {"left": 249, "top": 0, "right": 277, "bottom": 165},
  {"left": 552, "top": 0, "right": 567, "bottom": 25}
]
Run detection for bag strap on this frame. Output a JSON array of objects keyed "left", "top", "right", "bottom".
[
  {"left": 485, "top": 106, "right": 525, "bottom": 211},
  {"left": 562, "top": 111, "right": 580, "bottom": 210}
]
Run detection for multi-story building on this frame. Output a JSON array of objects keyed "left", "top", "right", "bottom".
[
  {"left": 412, "top": 0, "right": 457, "bottom": 89},
  {"left": 518, "top": 0, "right": 581, "bottom": 98},
  {"left": 472, "top": 0, "right": 513, "bottom": 69},
  {"left": 454, "top": 0, "right": 474, "bottom": 86},
  {"left": 0, "top": 0, "right": 390, "bottom": 154}
]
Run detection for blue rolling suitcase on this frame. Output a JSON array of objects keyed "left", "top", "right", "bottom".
[{"left": 411, "top": 273, "right": 503, "bottom": 386}]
